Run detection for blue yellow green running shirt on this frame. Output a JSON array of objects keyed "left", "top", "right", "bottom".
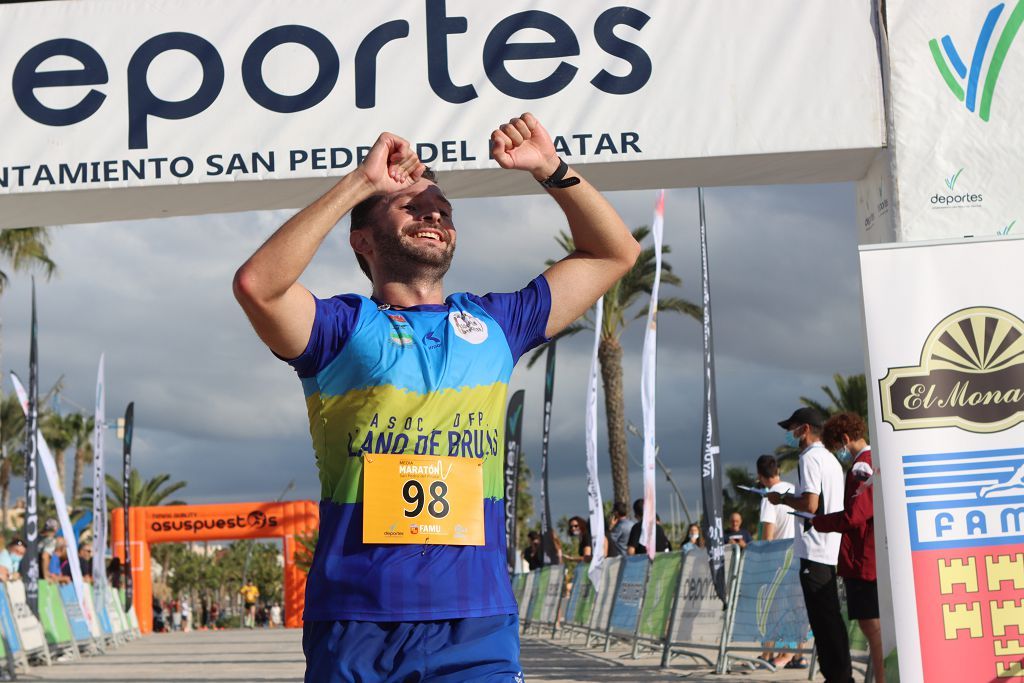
[{"left": 286, "top": 275, "right": 551, "bottom": 622}]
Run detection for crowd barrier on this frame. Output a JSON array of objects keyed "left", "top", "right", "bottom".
[
  {"left": 0, "top": 580, "right": 140, "bottom": 678},
  {"left": 514, "top": 539, "right": 872, "bottom": 679}
]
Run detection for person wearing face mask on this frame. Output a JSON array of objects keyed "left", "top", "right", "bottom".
[
  {"left": 564, "top": 516, "right": 592, "bottom": 563},
  {"left": 681, "top": 523, "right": 704, "bottom": 553},
  {"left": 812, "top": 412, "right": 882, "bottom": 683},
  {"left": 766, "top": 407, "right": 850, "bottom": 683}
]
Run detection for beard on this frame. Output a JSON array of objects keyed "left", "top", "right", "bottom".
[{"left": 373, "top": 225, "right": 455, "bottom": 282}]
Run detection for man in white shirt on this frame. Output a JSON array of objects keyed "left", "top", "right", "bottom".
[
  {"left": 767, "top": 407, "right": 851, "bottom": 683},
  {"left": 756, "top": 454, "right": 795, "bottom": 541}
]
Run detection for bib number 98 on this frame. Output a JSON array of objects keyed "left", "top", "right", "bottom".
[{"left": 402, "top": 480, "right": 450, "bottom": 519}]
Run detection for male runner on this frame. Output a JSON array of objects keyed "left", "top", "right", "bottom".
[{"left": 234, "top": 113, "right": 639, "bottom": 681}]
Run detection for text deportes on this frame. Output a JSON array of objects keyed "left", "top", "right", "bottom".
[{"left": 12, "top": 2, "right": 652, "bottom": 150}]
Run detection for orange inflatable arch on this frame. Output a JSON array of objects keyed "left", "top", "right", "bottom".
[{"left": 110, "top": 501, "right": 318, "bottom": 633}]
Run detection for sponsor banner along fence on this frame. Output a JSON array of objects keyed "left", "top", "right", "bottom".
[
  {"left": 0, "top": 0, "right": 884, "bottom": 227},
  {"left": 887, "top": 0, "right": 1024, "bottom": 241},
  {"left": 861, "top": 236, "right": 1024, "bottom": 683},
  {"left": 516, "top": 540, "right": 835, "bottom": 673}
]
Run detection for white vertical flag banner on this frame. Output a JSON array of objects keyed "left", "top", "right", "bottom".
[
  {"left": 10, "top": 373, "right": 94, "bottom": 629},
  {"left": 640, "top": 190, "right": 664, "bottom": 559},
  {"left": 861, "top": 236, "right": 1024, "bottom": 683},
  {"left": 93, "top": 354, "right": 107, "bottom": 589},
  {"left": 585, "top": 297, "right": 606, "bottom": 589}
]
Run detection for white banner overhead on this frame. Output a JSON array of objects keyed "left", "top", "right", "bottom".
[
  {"left": 0, "top": 0, "right": 885, "bottom": 227},
  {"left": 886, "top": 0, "right": 1024, "bottom": 241}
]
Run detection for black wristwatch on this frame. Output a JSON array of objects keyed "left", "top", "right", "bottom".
[{"left": 538, "top": 158, "right": 580, "bottom": 189}]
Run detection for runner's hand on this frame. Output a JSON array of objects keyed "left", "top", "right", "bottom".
[
  {"left": 490, "top": 113, "right": 561, "bottom": 181},
  {"left": 358, "top": 132, "right": 426, "bottom": 193}
]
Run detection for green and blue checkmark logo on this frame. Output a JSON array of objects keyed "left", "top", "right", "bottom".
[{"left": 929, "top": 1, "right": 1024, "bottom": 121}]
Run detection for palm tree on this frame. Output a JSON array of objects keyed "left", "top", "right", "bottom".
[
  {"left": 528, "top": 227, "right": 701, "bottom": 507},
  {"left": 65, "top": 413, "right": 94, "bottom": 507},
  {"left": 0, "top": 227, "right": 57, "bottom": 529},
  {"left": 800, "top": 373, "right": 868, "bottom": 422},
  {"left": 41, "top": 411, "right": 74, "bottom": 497},
  {"left": 81, "top": 470, "right": 188, "bottom": 511},
  {"left": 0, "top": 394, "right": 25, "bottom": 532}
]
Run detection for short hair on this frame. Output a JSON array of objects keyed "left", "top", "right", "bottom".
[
  {"left": 756, "top": 454, "right": 779, "bottom": 479},
  {"left": 527, "top": 530, "right": 540, "bottom": 541},
  {"left": 633, "top": 498, "right": 644, "bottom": 518},
  {"left": 349, "top": 167, "right": 438, "bottom": 282},
  {"left": 612, "top": 501, "right": 629, "bottom": 518},
  {"left": 822, "top": 412, "right": 868, "bottom": 451}
]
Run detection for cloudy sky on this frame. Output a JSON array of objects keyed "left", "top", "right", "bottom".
[{"left": 0, "top": 179, "right": 866, "bottom": 539}]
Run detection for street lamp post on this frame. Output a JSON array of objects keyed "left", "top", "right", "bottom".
[{"left": 626, "top": 421, "right": 694, "bottom": 525}]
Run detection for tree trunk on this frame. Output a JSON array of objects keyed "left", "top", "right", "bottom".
[
  {"left": 55, "top": 448, "right": 66, "bottom": 499},
  {"left": 0, "top": 457, "right": 8, "bottom": 534},
  {"left": 71, "top": 446, "right": 86, "bottom": 508},
  {"left": 598, "top": 336, "right": 631, "bottom": 508}
]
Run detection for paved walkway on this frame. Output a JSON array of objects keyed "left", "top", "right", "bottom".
[{"left": 13, "top": 628, "right": 835, "bottom": 682}]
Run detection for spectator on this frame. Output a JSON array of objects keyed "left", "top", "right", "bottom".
[
  {"left": 682, "top": 523, "right": 704, "bottom": 553},
  {"left": 61, "top": 543, "right": 93, "bottom": 584},
  {"left": 108, "top": 556, "right": 123, "bottom": 589},
  {"left": 724, "top": 512, "right": 753, "bottom": 548},
  {"left": 270, "top": 602, "right": 282, "bottom": 628},
  {"left": 210, "top": 602, "right": 220, "bottom": 629},
  {"left": 757, "top": 455, "right": 795, "bottom": 541},
  {"left": 152, "top": 597, "right": 166, "bottom": 633},
  {"left": 756, "top": 454, "right": 800, "bottom": 668},
  {"left": 627, "top": 499, "right": 671, "bottom": 555},
  {"left": 171, "top": 599, "right": 182, "bottom": 631},
  {"left": 42, "top": 523, "right": 62, "bottom": 582},
  {"left": 522, "top": 531, "right": 543, "bottom": 571},
  {"left": 181, "top": 597, "right": 192, "bottom": 632},
  {"left": 564, "top": 516, "right": 592, "bottom": 563},
  {"left": 605, "top": 502, "right": 634, "bottom": 558},
  {"left": 767, "top": 407, "right": 849, "bottom": 683},
  {"left": 51, "top": 538, "right": 72, "bottom": 584},
  {"left": 814, "top": 412, "right": 883, "bottom": 683},
  {"left": 0, "top": 538, "right": 25, "bottom": 581}
]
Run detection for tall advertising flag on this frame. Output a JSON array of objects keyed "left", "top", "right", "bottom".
[
  {"left": 23, "top": 281, "right": 39, "bottom": 615},
  {"left": 503, "top": 390, "right": 525, "bottom": 572},
  {"left": 122, "top": 402, "right": 134, "bottom": 610},
  {"left": 698, "top": 188, "right": 726, "bottom": 603},
  {"left": 586, "top": 298, "right": 606, "bottom": 588},
  {"left": 540, "top": 342, "right": 559, "bottom": 565},
  {"left": 93, "top": 355, "right": 107, "bottom": 589},
  {"left": 11, "top": 372, "right": 93, "bottom": 628},
  {"left": 640, "top": 191, "right": 665, "bottom": 560}
]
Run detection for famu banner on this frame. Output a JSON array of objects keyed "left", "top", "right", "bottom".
[
  {"left": 886, "top": 0, "right": 1024, "bottom": 241},
  {"left": 0, "top": 0, "right": 884, "bottom": 227},
  {"left": 861, "top": 236, "right": 1024, "bottom": 683}
]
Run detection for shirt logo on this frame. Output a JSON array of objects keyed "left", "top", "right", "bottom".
[
  {"left": 423, "top": 330, "right": 442, "bottom": 350},
  {"left": 449, "top": 311, "right": 488, "bottom": 344},
  {"left": 389, "top": 329, "right": 415, "bottom": 346}
]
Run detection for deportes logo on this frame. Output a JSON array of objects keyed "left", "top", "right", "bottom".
[
  {"left": 931, "top": 167, "right": 983, "bottom": 208},
  {"left": 929, "top": 1, "right": 1024, "bottom": 121}
]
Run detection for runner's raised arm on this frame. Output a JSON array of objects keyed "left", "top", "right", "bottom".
[
  {"left": 232, "top": 133, "right": 425, "bottom": 359},
  {"left": 490, "top": 113, "right": 640, "bottom": 338}
]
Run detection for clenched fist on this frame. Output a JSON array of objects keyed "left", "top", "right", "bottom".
[{"left": 490, "top": 113, "right": 561, "bottom": 181}]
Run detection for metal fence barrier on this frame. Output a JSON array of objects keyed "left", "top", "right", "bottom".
[{"left": 512, "top": 540, "right": 873, "bottom": 680}]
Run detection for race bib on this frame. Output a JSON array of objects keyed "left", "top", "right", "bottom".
[{"left": 362, "top": 453, "right": 485, "bottom": 546}]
